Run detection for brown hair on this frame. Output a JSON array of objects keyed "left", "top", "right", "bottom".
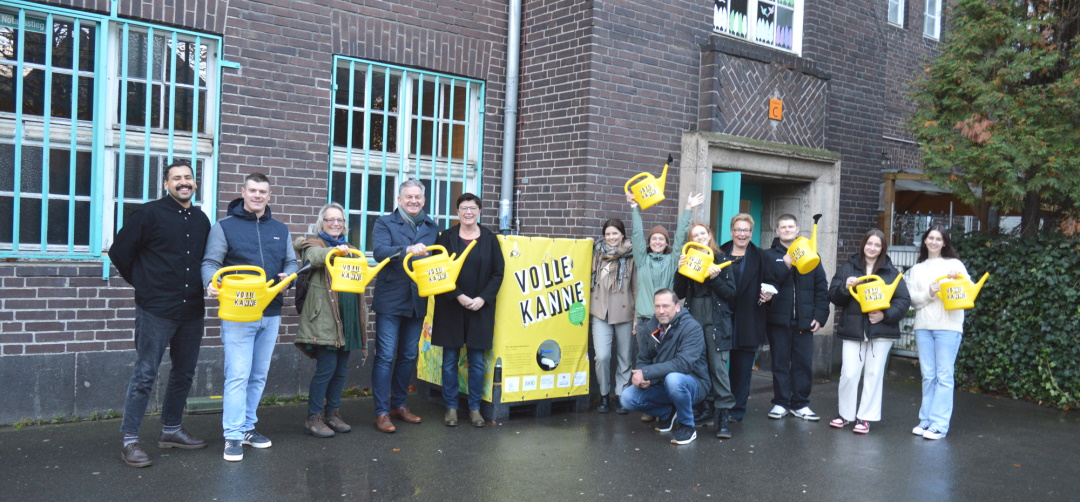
[
  {"left": 858, "top": 228, "right": 889, "bottom": 269},
  {"left": 687, "top": 223, "right": 722, "bottom": 254}
]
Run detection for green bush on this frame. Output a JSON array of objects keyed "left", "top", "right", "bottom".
[{"left": 954, "top": 231, "right": 1080, "bottom": 409}]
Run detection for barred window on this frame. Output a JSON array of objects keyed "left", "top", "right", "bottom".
[
  {"left": 329, "top": 57, "right": 485, "bottom": 251},
  {"left": 0, "top": 2, "right": 222, "bottom": 260}
]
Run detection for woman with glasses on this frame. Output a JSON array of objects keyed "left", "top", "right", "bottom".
[
  {"left": 719, "top": 214, "right": 776, "bottom": 422},
  {"left": 293, "top": 203, "right": 366, "bottom": 438},
  {"left": 432, "top": 193, "right": 505, "bottom": 427}
]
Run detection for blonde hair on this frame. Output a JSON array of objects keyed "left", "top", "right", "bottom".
[{"left": 730, "top": 213, "right": 755, "bottom": 230}]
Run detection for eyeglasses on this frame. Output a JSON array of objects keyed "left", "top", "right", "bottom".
[
  {"left": 732, "top": 228, "right": 752, "bottom": 235},
  {"left": 323, "top": 218, "right": 346, "bottom": 224},
  {"left": 458, "top": 206, "right": 480, "bottom": 213}
]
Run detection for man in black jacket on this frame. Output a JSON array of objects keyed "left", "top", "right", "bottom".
[
  {"left": 763, "top": 214, "right": 830, "bottom": 421},
  {"left": 109, "top": 162, "right": 211, "bottom": 467},
  {"left": 620, "top": 289, "right": 710, "bottom": 445}
]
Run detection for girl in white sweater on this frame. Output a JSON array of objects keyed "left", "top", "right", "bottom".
[{"left": 905, "top": 225, "right": 968, "bottom": 440}]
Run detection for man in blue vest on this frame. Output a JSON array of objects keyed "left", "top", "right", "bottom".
[
  {"left": 370, "top": 179, "right": 440, "bottom": 433},
  {"left": 202, "top": 172, "right": 298, "bottom": 461}
]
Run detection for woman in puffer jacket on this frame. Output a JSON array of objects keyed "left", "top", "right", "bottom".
[{"left": 827, "top": 228, "right": 910, "bottom": 434}]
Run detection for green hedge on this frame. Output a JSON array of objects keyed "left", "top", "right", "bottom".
[{"left": 953, "top": 231, "right": 1080, "bottom": 410}]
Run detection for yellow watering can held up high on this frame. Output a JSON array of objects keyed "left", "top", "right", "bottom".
[
  {"left": 324, "top": 248, "right": 391, "bottom": 293},
  {"left": 212, "top": 265, "right": 304, "bottom": 322},
  {"left": 403, "top": 240, "right": 477, "bottom": 297},
  {"left": 624, "top": 154, "right": 671, "bottom": 210},
  {"left": 935, "top": 272, "right": 990, "bottom": 310},
  {"left": 848, "top": 273, "right": 904, "bottom": 313},
  {"left": 787, "top": 214, "right": 822, "bottom": 274},
  {"left": 678, "top": 242, "right": 732, "bottom": 283}
]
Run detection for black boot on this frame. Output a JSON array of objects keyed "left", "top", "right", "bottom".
[
  {"left": 597, "top": 395, "right": 611, "bottom": 413},
  {"left": 716, "top": 409, "right": 732, "bottom": 439},
  {"left": 694, "top": 401, "right": 714, "bottom": 426}
]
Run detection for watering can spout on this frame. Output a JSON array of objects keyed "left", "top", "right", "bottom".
[
  {"left": 447, "top": 240, "right": 478, "bottom": 282},
  {"left": 266, "top": 262, "right": 309, "bottom": 299},
  {"left": 657, "top": 155, "right": 671, "bottom": 189},
  {"left": 810, "top": 214, "right": 822, "bottom": 253},
  {"left": 971, "top": 272, "right": 990, "bottom": 300},
  {"left": 884, "top": 272, "right": 903, "bottom": 297}
]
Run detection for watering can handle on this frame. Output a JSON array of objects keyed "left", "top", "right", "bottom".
[
  {"left": 624, "top": 173, "right": 651, "bottom": 194},
  {"left": 682, "top": 241, "right": 713, "bottom": 255},
  {"left": 934, "top": 274, "right": 966, "bottom": 283},
  {"left": 211, "top": 265, "right": 265, "bottom": 286}
]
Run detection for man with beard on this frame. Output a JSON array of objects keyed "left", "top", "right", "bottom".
[{"left": 110, "top": 162, "right": 211, "bottom": 467}]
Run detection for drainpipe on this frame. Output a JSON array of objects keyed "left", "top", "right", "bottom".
[{"left": 499, "top": 0, "right": 522, "bottom": 234}]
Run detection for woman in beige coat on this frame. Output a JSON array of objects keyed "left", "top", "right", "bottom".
[{"left": 590, "top": 218, "right": 637, "bottom": 413}]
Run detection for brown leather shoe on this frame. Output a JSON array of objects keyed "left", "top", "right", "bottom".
[
  {"left": 444, "top": 408, "right": 458, "bottom": 427},
  {"left": 374, "top": 414, "right": 396, "bottom": 433},
  {"left": 121, "top": 442, "right": 152, "bottom": 467},
  {"left": 389, "top": 406, "right": 422, "bottom": 424},
  {"left": 324, "top": 409, "right": 352, "bottom": 433}
]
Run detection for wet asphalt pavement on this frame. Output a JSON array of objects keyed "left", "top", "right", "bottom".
[{"left": 2, "top": 372, "right": 1077, "bottom": 501}]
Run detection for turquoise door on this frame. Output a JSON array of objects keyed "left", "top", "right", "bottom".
[{"left": 711, "top": 172, "right": 763, "bottom": 246}]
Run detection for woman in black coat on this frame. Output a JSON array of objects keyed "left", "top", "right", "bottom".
[
  {"left": 827, "top": 228, "right": 910, "bottom": 434},
  {"left": 674, "top": 223, "right": 737, "bottom": 437},
  {"left": 719, "top": 214, "right": 776, "bottom": 422},
  {"left": 432, "top": 194, "right": 505, "bottom": 428}
]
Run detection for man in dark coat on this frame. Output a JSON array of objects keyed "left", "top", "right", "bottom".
[
  {"left": 110, "top": 162, "right": 210, "bottom": 467},
  {"left": 620, "top": 289, "right": 710, "bottom": 445},
  {"left": 763, "top": 214, "right": 830, "bottom": 422},
  {"left": 370, "top": 180, "right": 440, "bottom": 433}
]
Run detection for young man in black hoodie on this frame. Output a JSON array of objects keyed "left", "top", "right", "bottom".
[{"left": 763, "top": 214, "right": 830, "bottom": 421}]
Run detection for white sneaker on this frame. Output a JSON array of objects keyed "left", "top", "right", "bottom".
[
  {"left": 912, "top": 423, "right": 930, "bottom": 436},
  {"left": 791, "top": 407, "right": 820, "bottom": 421},
  {"left": 923, "top": 428, "right": 947, "bottom": 440},
  {"left": 767, "top": 405, "right": 788, "bottom": 419}
]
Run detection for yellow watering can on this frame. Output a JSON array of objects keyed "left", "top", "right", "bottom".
[
  {"left": 935, "top": 272, "right": 990, "bottom": 310},
  {"left": 624, "top": 154, "right": 671, "bottom": 210},
  {"left": 324, "top": 248, "right": 391, "bottom": 293},
  {"left": 787, "top": 214, "right": 822, "bottom": 274},
  {"left": 678, "top": 242, "right": 732, "bottom": 283},
  {"left": 847, "top": 273, "right": 903, "bottom": 313},
  {"left": 212, "top": 264, "right": 306, "bottom": 322},
  {"left": 403, "top": 240, "right": 477, "bottom": 297}
]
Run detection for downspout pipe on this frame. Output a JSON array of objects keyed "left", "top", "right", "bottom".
[{"left": 499, "top": 0, "right": 521, "bottom": 234}]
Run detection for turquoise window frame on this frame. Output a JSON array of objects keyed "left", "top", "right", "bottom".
[
  {"left": 328, "top": 56, "right": 485, "bottom": 253},
  {"left": 0, "top": 0, "right": 230, "bottom": 272}
]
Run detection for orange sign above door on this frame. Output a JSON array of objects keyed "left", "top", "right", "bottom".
[{"left": 769, "top": 99, "right": 783, "bottom": 121}]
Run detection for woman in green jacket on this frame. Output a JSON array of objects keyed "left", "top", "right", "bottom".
[
  {"left": 293, "top": 203, "right": 367, "bottom": 438},
  {"left": 625, "top": 191, "right": 703, "bottom": 416}
]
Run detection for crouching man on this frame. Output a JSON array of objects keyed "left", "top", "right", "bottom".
[{"left": 620, "top": 289, "right": 710, "bottom": 445}]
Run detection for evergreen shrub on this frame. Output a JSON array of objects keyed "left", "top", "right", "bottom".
[{"left": 954, "top": 231, "right": 1080, "bottom": 409}]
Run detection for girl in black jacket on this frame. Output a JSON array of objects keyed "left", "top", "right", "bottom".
[{"left": 827, "top": 228, "right": 910, "bottom": 434}]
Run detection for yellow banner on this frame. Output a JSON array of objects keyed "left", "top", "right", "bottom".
[{"left": 417, "top": 235, "right": 592, "bottom": 403}]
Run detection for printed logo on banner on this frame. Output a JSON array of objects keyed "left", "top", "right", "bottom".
[
  {"left": 539, "top": 374, "right": 555, "bottom": 390},
  {"left": 504, "top": 377, "right": 520, "bottom": 393},
  {"left": 522, "top": 375, "right": 538, "bottom": 391},
  {"left": 557, "top": 373, "right": 571, "bottom": 388}
]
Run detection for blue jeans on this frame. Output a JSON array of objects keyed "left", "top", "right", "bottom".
[
  {"left": 372, "top": 313, "right": 423, "bottom": 416},
  {"left": 619, "top": 373, "right": 702, "bottom": 428},
  {"left": 221, "top": 316, "right": 280, "bottom": 440},
  {"left": 441, "top": 347, "right": 486, "bottom": 411},
  {"left": 308, "top": 346, "right": 351, "bottom": 416},
  {"left": 916, "top": 329, "right": 962, "bottom": 433},
  {"left": 767, "top": 323, "right": 814, "bottom": 410},
  {"left": 120, "top": 307, "right": 204, "bottom": 435},
  {"left": 728, "top": 347, "right": 758, "bottom": 420}
]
